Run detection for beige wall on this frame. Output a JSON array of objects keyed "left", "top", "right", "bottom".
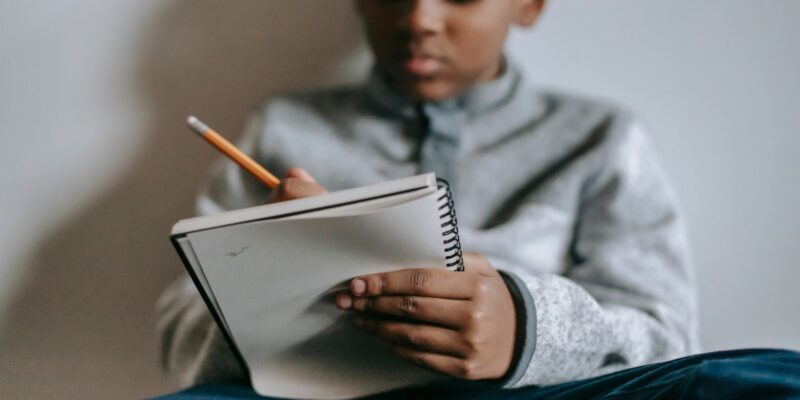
[
  {"left": 0, "top": 0, "right": 798, "bottom": 398},
  {"left": 0, "top": 1, "right": 365, "bottom": 398}
]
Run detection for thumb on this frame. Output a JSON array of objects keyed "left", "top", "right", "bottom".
[
  {"left": 463, "top": 253, "right": 496, "bottom": 276},
  {"left": 285, "top": 167, "right": 317, "bottom": 183}
]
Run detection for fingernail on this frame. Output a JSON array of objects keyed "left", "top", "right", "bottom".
[
  {"left": 336, "top": 294, "right": 352, "bottom": 309},
  {"left": 352, "top": 279, "right": 366, "bottom": 295}
]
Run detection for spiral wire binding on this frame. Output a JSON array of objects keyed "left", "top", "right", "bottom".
[{"left": 436, "top": 178, "right": 465, "bottom": 271}]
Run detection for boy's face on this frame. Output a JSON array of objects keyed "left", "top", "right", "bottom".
[{"left": 357, "top": 0, "right": 544, "bottom": 101}]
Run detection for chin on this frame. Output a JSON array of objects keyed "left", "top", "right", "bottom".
[{"left": 402, "top": 80, "right": 460, "bottom": 102}]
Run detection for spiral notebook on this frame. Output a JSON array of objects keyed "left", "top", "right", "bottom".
[{"left": 170, "top": 173, "right": 464, "bottom": 399}]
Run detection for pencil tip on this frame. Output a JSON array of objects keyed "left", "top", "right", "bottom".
[{"left": 186, "top": 115, "right": 209, "bottom": 136}]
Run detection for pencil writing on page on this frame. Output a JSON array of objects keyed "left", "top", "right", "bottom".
[{"left": 186, "top": 115, "right": 281, "bottom": 189}]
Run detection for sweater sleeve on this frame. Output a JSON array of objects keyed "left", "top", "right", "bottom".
[
  {"left": 157, "top": 111, "right": 271, "bottom": 387},
  {"left": 498, "top": 120, "right": 699, "bottom": 388}
]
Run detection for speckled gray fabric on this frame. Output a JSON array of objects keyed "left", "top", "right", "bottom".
[{"left": 157, "top": 58, "right": 699, "bottom": 390}]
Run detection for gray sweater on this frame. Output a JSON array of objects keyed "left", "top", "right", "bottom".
[{"left": 157, "top": 59, "right": 699, "bottom": 390}]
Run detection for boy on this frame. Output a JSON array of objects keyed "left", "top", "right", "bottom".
[{"left": 157, "top": 0, "right": 800, "bottom": 398}]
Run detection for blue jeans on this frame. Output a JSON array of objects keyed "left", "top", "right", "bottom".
[{"left": 152, "top": 349, "right": 800, "bottom": 399}]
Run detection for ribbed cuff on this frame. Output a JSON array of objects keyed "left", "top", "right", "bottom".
[{"left": 494, "top": 270, "right": 537, "bottom": 388}]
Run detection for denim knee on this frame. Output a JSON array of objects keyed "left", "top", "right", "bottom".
[{"left": 679, "top": 349, "right": 800, "bottom": 399}]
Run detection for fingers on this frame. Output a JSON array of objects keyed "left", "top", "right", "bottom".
[
  {"left": 285, "top": 167, "right": 317, "bottom": 182},
  {"left": 269, "top": 167, "right": 326, "bottom": 202},
  {"left": 462, "top": 252, "right": 497, "bottom": 276},
  {"left": 337, "top": 254, "right": 511, "bottom": 381},
  {"left": 350, "top": 268, "right": 478, "bottom": 300},
  {"left": 276, "top": 178, "right": 326, "bottom": 199},
  {"left": 389, "top": 344, "right": 481, "bottom": 380},
  {"left": 338, "top": 293, "right": 471, "bottom": 329},
  {"left": 354, "top": 316, "right": 470, "bottom": 358}
]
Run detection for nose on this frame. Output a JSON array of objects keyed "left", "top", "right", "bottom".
[{"left": 399, "top": 0, "right": 445, "bottom": 36}]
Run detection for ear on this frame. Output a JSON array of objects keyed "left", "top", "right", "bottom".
[{"left": 513, "top": 0, "right": 546, "bottom": 27}]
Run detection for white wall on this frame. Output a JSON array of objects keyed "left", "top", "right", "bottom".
[
  {"left": 0, "top": 0, "right": 797, "bottom": 398},
  {"left": 509, "top": 0, "right": 800, "bottom": 352}
]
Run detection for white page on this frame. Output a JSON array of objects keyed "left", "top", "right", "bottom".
[
  {"left": 175, "top": 237, "right": 232, "bottom": 335},
  {"left": 173, "top": 174, "right": 435, "bottom": 235},
  {"left": 282, "top": 187, "right": 440, "bottom": 220},
  {"left": 187, "top": 191, "right": 452, "bottom": 399},
  {"left": 175, "top": 188, "right": 441, "bottom": 340}
]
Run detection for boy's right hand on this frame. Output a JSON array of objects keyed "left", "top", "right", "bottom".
[{"left": 267, "top": 167, "right": 327, "bottom": 203}]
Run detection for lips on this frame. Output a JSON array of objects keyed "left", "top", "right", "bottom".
[
  {"left": 397, "top": 46, "right": 445, "bottom": 77},
  {"left": 402, "top": 55, "right": 442, "bottom": 77}
]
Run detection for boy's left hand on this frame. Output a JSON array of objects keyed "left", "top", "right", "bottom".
[{"left": 335, "top": 253, "right": 517, "bottom": 381}]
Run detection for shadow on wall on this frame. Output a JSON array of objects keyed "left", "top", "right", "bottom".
[{"left": 0, "top": 1, "right": 364, "bottom": 398}]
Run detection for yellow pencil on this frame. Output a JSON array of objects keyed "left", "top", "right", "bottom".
[{"left": 187, "top": 115, "right": 281, "bottom": 189}]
